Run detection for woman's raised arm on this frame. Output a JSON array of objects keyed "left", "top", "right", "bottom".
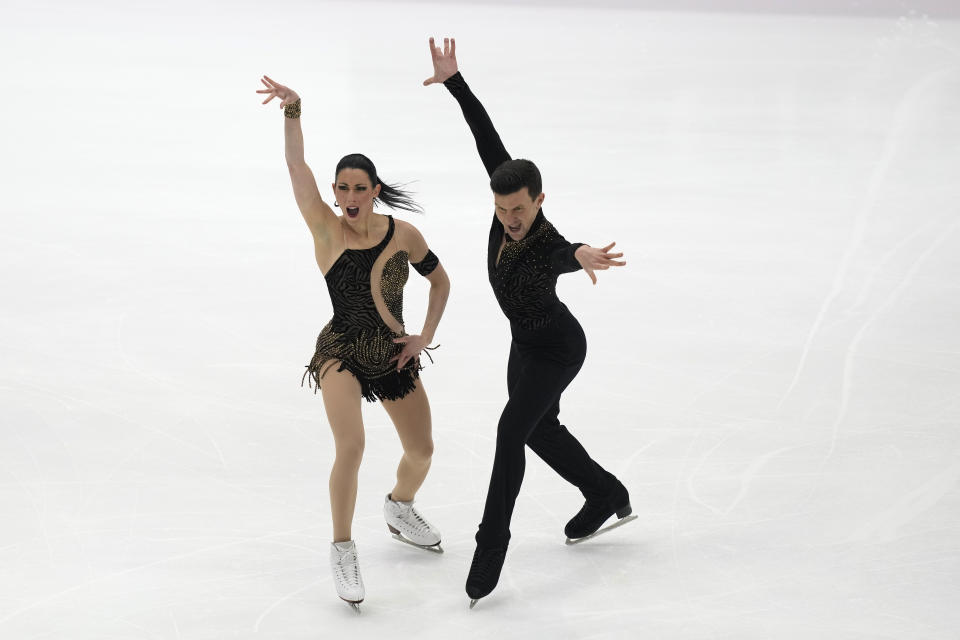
[{"left": 257, "top": 75, "right": 339, "bottom": 241}]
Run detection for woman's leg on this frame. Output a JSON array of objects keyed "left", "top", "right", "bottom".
[
  {"left": 320, "top": 365, "right": 365, "bottom": 542},
  {"left": 381, "top": 378, "right": 433, "bottom": 502}
]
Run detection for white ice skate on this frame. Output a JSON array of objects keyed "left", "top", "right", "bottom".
[
  {"left": 383, "top": 493, "right": 443, "bottom": 553},
  {"left": 330, "top": 540, "right": 365, "bottom": 613}
]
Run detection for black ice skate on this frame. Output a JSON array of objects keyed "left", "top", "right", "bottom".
[
  {"left": 465, "top": 546, "right": 507, "bottom": 609},
  {"left": 564, "top": 483, "right": 637, "bottom": 545}
]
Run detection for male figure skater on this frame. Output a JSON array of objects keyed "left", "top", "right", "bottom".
[{"left": 423, "top": 37, "right": 636, "bottom": 607}]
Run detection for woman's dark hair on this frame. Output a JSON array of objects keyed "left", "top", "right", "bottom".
[
  {"left": 490, "top": 158, "right": 542, "bottom": 200},
  {"left": 335, "top": 153, "right": 423, "bottom": 214}
]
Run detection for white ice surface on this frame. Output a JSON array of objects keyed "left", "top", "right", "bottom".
[{"left": 2, "top": 1, "right": 960, "bottom": 638}]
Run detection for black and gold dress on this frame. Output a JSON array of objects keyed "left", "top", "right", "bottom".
[{"left": 303, "top": 215, "right": 439, "bottom": 402}]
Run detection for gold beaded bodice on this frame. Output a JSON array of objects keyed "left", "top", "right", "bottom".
[{"left": 381, "top": 251, "right": 409, "bottom": 326}]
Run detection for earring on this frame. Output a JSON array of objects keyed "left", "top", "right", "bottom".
[{"left": 334, "top": 201, "right": 339, "bottom": 207}]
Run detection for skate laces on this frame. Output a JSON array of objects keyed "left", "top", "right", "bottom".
[
  {"left": 408, "top": 506, "right": 429, "bottom": 533},
  {"left": 347, "top": 561, "right": 360, "bottom": 586},
  {"left": 393, "top": 500, "right": 430, "bottom": 534},
  {"left": 334, "top": 546, "right": 361, "bottom": 587},
  {"left": 337, "top": 565, "right": 361, "bottom": 589}
]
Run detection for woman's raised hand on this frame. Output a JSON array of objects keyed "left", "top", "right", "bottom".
[
  {"left": 574, "top": 243, "right": 626, "bottom": 285},
  {"left": 256, "top": 75, "right": 300, "bottom": 108},
  {"left": 423, "top": 37, "right": 459, "bottom": 86}
]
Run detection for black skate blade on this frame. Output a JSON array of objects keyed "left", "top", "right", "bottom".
[
  {"left": 565, "top": 514, "right": 638, "bottom": 545},
  {"left": 391, "top": 533, "right": 444, "bottom": 554}
]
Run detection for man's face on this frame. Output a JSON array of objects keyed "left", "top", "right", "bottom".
[{"left": 494, "top": 188, "right": 544, "bottom": 241}]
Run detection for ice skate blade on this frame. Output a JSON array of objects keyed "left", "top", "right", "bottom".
[
  {"left": 339, "top": 598, "right": 362, "bottom": 614},
  {"left": 391, "top": 533, "right": 444, "bottom": 554},
  {"left": 565, "top": 514, "right": 638, "bottom": 545},
  {"left": 469, "top": 598, "right": 479, "bottom": 609}
]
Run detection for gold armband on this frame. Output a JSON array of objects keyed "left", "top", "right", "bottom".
[{"left": 284, "top": 98, "right": 301, "bottom": 119}]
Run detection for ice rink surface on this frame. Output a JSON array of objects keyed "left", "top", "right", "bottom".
[{"left": 2, "top": 0, "right": 959, "bottom": 637}]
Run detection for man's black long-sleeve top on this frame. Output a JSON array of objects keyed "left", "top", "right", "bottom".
[{"left": 443, "top": 72, "right": 585, "bottom": 334}]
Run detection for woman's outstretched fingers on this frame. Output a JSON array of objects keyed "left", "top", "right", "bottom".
[{"left": 258, "top": 76, "right": 281, "bottom": 104}]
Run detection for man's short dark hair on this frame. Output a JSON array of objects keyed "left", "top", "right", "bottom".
[{"left": 490, "top": 158, "right": 542, "bottom": 199}]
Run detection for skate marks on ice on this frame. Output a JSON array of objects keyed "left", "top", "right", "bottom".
[
  {"left": 254, "top": 577, "right": 324, "bottom": 630},
  {"left": 777, "top": 67, "right": 959, "bottom": 414}
]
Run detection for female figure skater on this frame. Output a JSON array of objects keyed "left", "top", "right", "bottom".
[
  {"left": 422, "top": 39, "right": 634, "bottom": 607},
  {"left": 257, "top": 76, "right": 450, "bottom": 612}
]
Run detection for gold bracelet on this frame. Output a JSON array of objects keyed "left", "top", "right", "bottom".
[{"left": 284, "top": 98, "right": 301, "bottom": 119}]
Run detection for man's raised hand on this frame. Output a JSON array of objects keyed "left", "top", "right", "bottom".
[{"left": 423, "top": 37, "right": 459, "bottom": 86}]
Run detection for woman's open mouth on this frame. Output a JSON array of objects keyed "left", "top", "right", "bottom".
[{"left": 346, "top": 207, "right": 360, "bottom": 218}]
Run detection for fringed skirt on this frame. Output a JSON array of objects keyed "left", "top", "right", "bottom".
[{"left": 302, "top": 321, "right": 421, "bottom": 403}]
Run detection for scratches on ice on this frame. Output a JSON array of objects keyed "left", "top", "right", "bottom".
[{"left": 777, "top": 69, "right": 956, "bottom": 411}]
